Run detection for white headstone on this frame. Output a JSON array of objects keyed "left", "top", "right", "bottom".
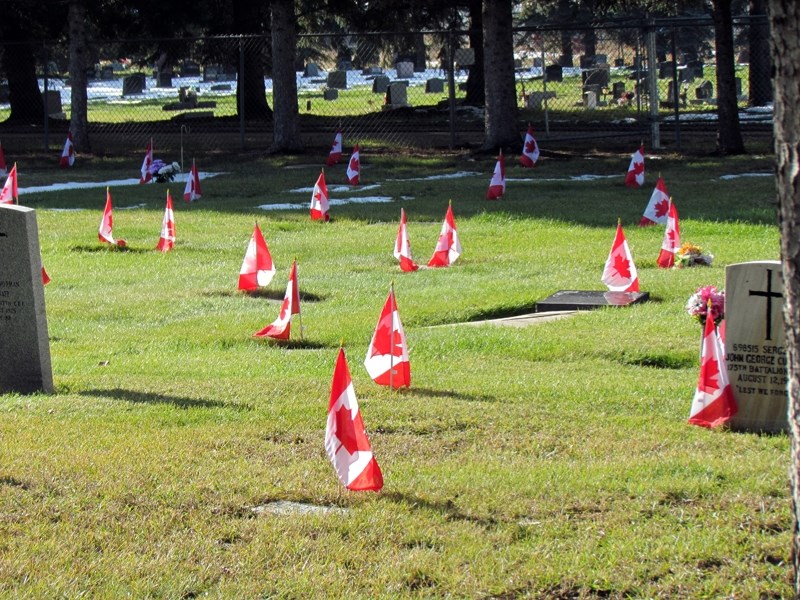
[
  {"left": 0, "top": 205, "right": 53, "bottom": 394},
  {"left": 724, "top": 260, "right": 788, "bottom": 432}
]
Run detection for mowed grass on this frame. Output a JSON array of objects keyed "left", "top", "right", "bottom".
[{"left": 0, "top": 147, "right": 789, "bottom": 598}]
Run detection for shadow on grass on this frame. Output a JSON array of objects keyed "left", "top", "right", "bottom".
[
  {"left": 70, "top": 244, "right": 150, "bottom": 254},
  {"left": 410, "top": 386, "right": 496, "bottom": 403},
  {"left": 204, "top": 289, "right": 326, "bottom": 302},
  {"left": 251, "top": 337, "right": 328, "bottom": 349},
  {"left": 461, "top": 302, "right": 540, "bottom": 321},
  {"left": 83, "top": 388, "right": 253, "bottom": 411},
  {"left": 382, "top": 491, "right": 499, "bottom": 529},
  {"left": 0, "top": 476, "right": 30, "bottom": 490}
]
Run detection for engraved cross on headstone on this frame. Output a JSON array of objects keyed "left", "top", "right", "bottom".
[{"left": 748, "top": 268, "right": 782, "bottom": 340}]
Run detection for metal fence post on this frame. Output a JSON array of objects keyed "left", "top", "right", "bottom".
[
  {"left": 670, "top": 26, "right": 681, "bottom": 152},
  {"left": 646, "top": 23, "right": 661, "bottom": 149},
  {"left": 542, "top": 35, "right": 550, "bottom": 135},
  {"left": 43, "top": 44, "right": 49, "bottom": 151},
  {"left": 447, "top": 29, "right": 456, "bottom": 150},
  {"left": 239, "top": 36, "right": 245, "bottom": 150}
]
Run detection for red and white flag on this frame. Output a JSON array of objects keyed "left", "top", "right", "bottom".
[
  {"left": 427, "top": 201, "right": 462, "bottom": 267},
  {"left": 183, "top": 159, "right": 202, "bottom": 202},
  {"left": 98, "top": 188, "right": 125, "bottom": 246},
  {"left": 364, "top": 285, "right": 410, "bottom": 389},
  {"left": 156, "top": 190, "right": 176, "bottom": 252},
  {"left": 601, "top": 221, "right": 639, "bottom": 292},
  {"left": 253, "top": 259, "right": 301, "bottom": 340},
  {"left": 42, "top": 267, "right": 51, "bottom": 285},
  {"left": 60, "top": 132, "right": 75, "bottom": 168},
  {"left": 325, "top": 130, "right": 343, "bottom": 166},
  {"left": 394, "top": 208, "right": 418, "bottom": 272},
  {"left": 139, "top": 139, "right": 153, "bottom": 184},
  {"left": 325, "top": 347, "right": 384, "bottom": 492},
  {"left": 520, "top": 124, "right": 540, "bottom": 168},
  {"left": 624, "top": 145, "right": 645, "bottom": 188},
  {"left": 238, "top": 223, "right": 275, "bottom": 291},
  {"left": 346, "top": 143, "right": 360, "bottom": 185},
  {"left": 689, "top": 315, "right": 737, "bottom": 428},
  {"left": 639, "top": 177, "right": 670, "bottom": 226},
  {"left": 486, "top": 149, "right": 505, "bottom": 200},
  {"left": 0, "top": 141, "right": 7, "bottom": 176},
  {"left": 310, "top": 170, "right": 330, "bottom": 221},
  {"left": 656, "top": 200, "right": 680, "bottom": 269},
  {"left": 0, "top": 163, "right": 18, "bottom": 205}
]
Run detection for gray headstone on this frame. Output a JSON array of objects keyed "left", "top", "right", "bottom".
[
  {"left": 362, "top": 66, "right": 383, "bottom": 76},
  {"left": 696, "top": 80, "right": 713, "bottom": 99},
  {"left": 372, "top": 76, "right": 390, "bottom": 94},
  {"left": 395, "top": 61, "right": 414, "bottom": 79},
  {"left": 425, "top": 78, "right": 444, "bottom": 93},
  {"left": 387, "top": 83, "right": 408, "bottom": 106},
  {"left": 157, "top": 72, "right": 173, "bottom": 87},
  {"left": 100, "top": 66, "right": 115, "bottom": 80},
  {"left": 614, "top": 58, "right": 626, "bottom": 67},
  {"left": 323, "top": 88, "right": 339, "bottom": 101},
  {"left": 180, "top": 61, "right": 201, "bottom": 77},
  {"left": 0, "top": 205, "right": 53, "bottom": 394},
  {"left": 582, "top": 65, "right": 609, "bottom": 88},
  {"left": 122, "top": 74, "right": 145, "bottom": 95},
  {"left": 454, "top": 48, "right": 475, "bottom": 67},
  {"left": 536, "top": 290, "right": 649, "bottom": 312},
  {"left": 533, "top": 57, "right": 543, "bottom": 68},
  {"left": 42, "top": 90, "right": 62, "bottom": 116},
  {"left": 303, "top": 63, "right": 320, "bottom": 77},
  {"left": 545, "top": 64, "right": 563, "bottom": 82},
  {"left": 724, "top": 261, "right": 788, "bottom": 433},
  {"left": 612, "top": 81, "right": 626, "bottom": 99},
  {"left": 583, "top": 90, "right": 597, "bottom": 109},
  {"left": 326, "top": 70, "right": 347, "bottom": 89},
  {"left": 594, "top": 54, "right": 608, "bottom": 65}
]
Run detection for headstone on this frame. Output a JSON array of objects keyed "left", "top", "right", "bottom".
[
  {"left": 454, "top": 48, "right": 475, "bottom": 67},
  {"left": 42, "top": 90, "right": 62, "bottom": 116},
  {"left": 545, "top": 64, "right": 563, "bottom": 82},
  {"left": 326, "top": 70, "right": 347, "bottom": 90},
  {"left": 614, "top": 58, "right": 626, "bottom": 67},
  {"left": 157, "top": 72, "right": 173, "bottom": 87},
  {"left": 395, "top": 61, "right": 414, "bottom": 79},
  {"left": 678, "top": 66, "right": 695, "bottom": 83},
  {"left": 303, "top": 63, "right": 320, "bottom": 77},
  {"left": 696, "top": 80, "right": 713, "bottom": 100},
  {"left": 372, "top": 76, "right": 390, "bottom": 94},
  {"left": 202, "top": 64, "right": 221, "bottom": 82},
  {"left": 386, "top": 82, "right": 408, "bottom": 106},
  {"left": 425, "top": 78, "right": 444, "bottom": 93},
  {"left": 180, "top": 61, "right": 201, "bottom": 76},
  {"left": 658, "top": 61, "right": 675, "bottom": 79},
  {"left": 0, "top": 205, "right": 54, "bottom": 394},
  {"left": 582, "top": 65, "right": 609, "bottom": 88},
  {"left": 323, "top": 88, "right": 339, "bottom": 101},
  {"left": 337, "top": 60, "right": 353, "bottom": 71},
  {"left": 533, "top": 57, "right": 543, "bottom": 68},
  {"left": 612, "top": 81, "right": 626, "bottom": 100},
  {"left": 583, "top": 90, "right": 597, "bottom": 109},
  {"left": 100, "top": 66, "right": 115, "bottom": 80},
  {"left": 122, "top": 74, "right": 145, "bottom": 95},
  {"left": 579, "top": 55, "right": 595, "bottom": 69},
  {"left": 594, "top": 54, "right": 608, "bottom": 65},
  {"left": 724, "top": 261, "right": 788, "bottom": 433},
  {"left": 536, "top": 290, "right": 649, "bottom": 312},
  {"left": 362, "top": 66, "right": 383, "bottom": 76}
]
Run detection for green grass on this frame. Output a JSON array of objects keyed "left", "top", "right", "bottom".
[{"left": 0, "top": 149, "right": 790, "bottom": 597}]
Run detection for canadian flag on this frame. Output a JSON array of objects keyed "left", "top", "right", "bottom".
[
  {"left": 238, "top": 223, "right": 275, "bottom": 291},
  {"left": 139, "top": 139, "right": 153, "bottom": 184},
  {"left": 346, "top": 143, "right": 360, "bottom": 185},
  {"left": 394, "top": 208, "right": 419, "bottom": 272},
  {"left": 520, "top": 124, "right": 540, "bottom": 168},
  {"left": 325, "top": 130, "right": 343, "bottom": 166},
  {"left": 310, "top": 170, "right": 330, "bottom": 222},
  {"left": 156, "top": 190, "right": 176, "bottom": 252},
  {"left": 253, "top": 259, "right": 301, "bottom": 340},
  {"left": 364, "top": 285, "right": 410, "bottom": 389},
  {"left": 325, "top": 347, "right": 384, "bottom": 492},
  {"left": 427, "top": 201, "right": 462, "bottom": 267},
  {"left": 639, "top": 177, "right": 670, "bottom": 226},
  {"left": 60, "top": 132, "right": 75, "bottom": 168},
  {"left": 0, "top": 140, "right": 7, "bottom": 176},
  {"left": 0, "top": 163, "right": 18, "bottom": 205},
  {"left": 98, "top": 188, "right": 125, "bottom": 246},
  {"left": 656, "top": 200, "right": 680, "bottom": 269},
  {"left": 601, "top": 221, "right": 639, "bottom": 292},
  {"left": 42, "top": 267, "right": 51, "bottom": 285},
  {"left": 486, "top": 149, "right": 505, "bottom": 200},
  {"left": 183, "top": 159, "right": 202, "bottom": 202},
  {"left": 624, "top": 145, "right": 645, "bottom": 188},
  {"left": 689, "top": 314, "right": 737, "bottom": 428}
]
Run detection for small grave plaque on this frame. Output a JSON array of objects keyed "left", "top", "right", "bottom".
[
  {"left": 326, "top": 70, "right": 347, "bottom": 90},
  {"left": 122, "top": 74, "right": 145, "bottom": 95},
  {"left": 395, "top": 61, "right": 414, "bottom": 79},
  {"left": 535, "top": 290, "right": 649, "bottom": 312},
  {"left": 0, "top": 205, "right": 54, "bottom": 394},
  {"left": 724, "top": 261, "right": 788, "bottom": 433},
  {"left": 425, "top": 78, "right": 444, "bottom": 93}
]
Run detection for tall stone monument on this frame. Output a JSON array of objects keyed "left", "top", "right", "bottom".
[
  {"left": 0, "top": 205, "right": 54, "bottom": 394},
  {"left": 724, "top": 260, "right": 787, "bottom": 432}
]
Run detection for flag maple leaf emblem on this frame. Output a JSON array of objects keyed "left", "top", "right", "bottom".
[
  {"left": 525, "top": 139, "right": 537, "bottom": 153},
  {"left": 655, "top": 199, "right": 669, "bottom": 218},
  {"left": 632, "top": 162, "right": 644, "bottom": 176},
  {"left": 333, "top": 406, "right": 371, "bottom": 454},
  {"left": 668, "top": 229, "right": 678, "bottom": 244},
  {"left": 613, "top": 254, "right": 631, "bottom": 278},
  {"left": 699, "top": 357, "right": 721, "bottom": 394}
]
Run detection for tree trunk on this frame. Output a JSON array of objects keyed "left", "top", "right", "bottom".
[
  {"left": 269, "top": 0, "right": 302, "bottom": 153},
  {"left": 769, "top": 0, "right": 800, "bottom": 593},
  {"left": 583, "top": 28, "right": 597, "bottom": 58},
  {"left": 1, "top": 43, "right": 44, "bottom": 124},
  {"left": 712, "top": 0, "right": 746, "bottom": 154},
  {"left": 464, "top": 0, "right": 485, "bottom": 107},
  {"left": 233, "top": 0, "right": 271, "bottom": 120},
  {"left": 749, "top": 0, "right": 773, "bottom": 106},
  {"left": 68, "top": 0, "right": 91, "bottom": 152},
  {"left": 560, "top": 30, "right": 574, "bottom": 67},
  {"left": 481, "top": 0, "right": 519, "bottom": 151}
]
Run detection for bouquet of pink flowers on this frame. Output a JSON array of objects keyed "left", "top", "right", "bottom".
[{"left": 686, "top": 285, "right": 725, "bottom": 325}]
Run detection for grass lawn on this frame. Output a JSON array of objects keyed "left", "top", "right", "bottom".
[{"left": 0, "top": 146, "right": 790, "bottom": 598}]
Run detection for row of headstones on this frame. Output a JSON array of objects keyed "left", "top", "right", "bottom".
[{"left": 0, "top": 205, "right": 789, "bottom": 434}]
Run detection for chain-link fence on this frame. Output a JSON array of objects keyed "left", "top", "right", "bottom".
[{"left": 0, "top": 16, "right": 772, "bottom": 156}]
